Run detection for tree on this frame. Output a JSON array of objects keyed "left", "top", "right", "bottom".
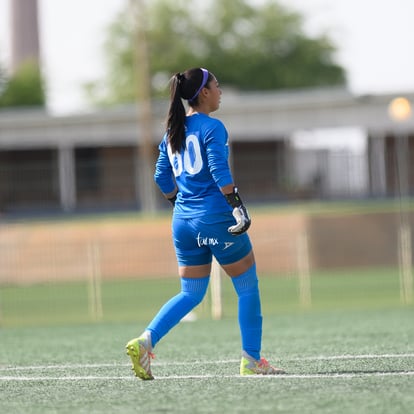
[
  {"left": 0, "top": 60, "right": 45, "bottom": 108},
  {"left": 201, "top": 0, "right": 345, "bottom": 90},
  {"left": 86, "top": 0, "right": 346, "bottom": 105}
]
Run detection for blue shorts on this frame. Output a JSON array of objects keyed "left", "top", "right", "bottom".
[{"left": 172, "top": 212, "right": 252, "bottom": 266}]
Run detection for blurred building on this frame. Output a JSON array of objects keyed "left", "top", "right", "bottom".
[
  {"left": 0, "top": 88, "right": 414, "bottom": 214},
  {"left": 10, "top": 0, "right": 40, "bottom": 72}
]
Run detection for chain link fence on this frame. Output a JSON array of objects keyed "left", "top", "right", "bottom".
[{"left": 0, "top": 146, "right": 412, "bottom": 326}]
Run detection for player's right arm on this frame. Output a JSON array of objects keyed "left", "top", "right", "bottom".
[{"left": 154, "top": 137, "right": 178, "bottom": 205}]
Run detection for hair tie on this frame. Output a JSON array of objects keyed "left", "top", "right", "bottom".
[{"left": 176, "top": 73, "right": 184, "bottom": 84}]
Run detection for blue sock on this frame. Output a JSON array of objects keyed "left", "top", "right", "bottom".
[
  {"left": 231, "top": 264, "right": 262, "bottom": 360},
  {"left": 146, "top": 276, "right": 209, "bottom": 348}
]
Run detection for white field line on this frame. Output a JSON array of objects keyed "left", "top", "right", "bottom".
[
  {"left": 290, "top": 353, "right": 414, "bottom": 361},
  {"left": 1, "top": 372, "right": 414, "bottom": 381},
  {"left": 1, "top": 353, "right": 413, "bottom": 372},
  {"left": 0, "top": 353, "right": 413, "bottom": 382}
]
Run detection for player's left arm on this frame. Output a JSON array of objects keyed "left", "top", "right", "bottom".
[
  {"left": 204, "top": 122, "right": 251, "bottom": 235},
  {"left": 222, "top": 185, "right": 251, "bottom": 236}
]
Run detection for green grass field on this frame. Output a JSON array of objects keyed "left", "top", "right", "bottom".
[
  {"left": 1, "top": 309, "right": 413, "bottom": 414},
  {"left": 0, "top": 270, "right": 413, "bottom": 414},
  {"left": 0, "top": 268, "right": 407, "bottom": 326}
]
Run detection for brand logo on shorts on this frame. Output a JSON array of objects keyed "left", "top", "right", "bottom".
[
  {"left": 196, "top": 233, "right": 235, "bottom": 250},
  {"left": 196, "top": 232, "right": 219, "bottom": 247}
]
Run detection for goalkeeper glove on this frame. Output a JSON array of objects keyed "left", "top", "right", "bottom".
[{"left": 224, "top": 187, "right": 251, "bottom": 236}]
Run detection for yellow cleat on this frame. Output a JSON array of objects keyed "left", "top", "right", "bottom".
[
  {"left": 240, "top": 352, "right": 285, "bottom": 375},
  {"left": 125, "top": 337, "right": 155, "bottom": 380}
]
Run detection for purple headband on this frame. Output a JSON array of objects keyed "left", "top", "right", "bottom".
[{"left": 188, "top": 68, "right": 209, "bottom": 102}]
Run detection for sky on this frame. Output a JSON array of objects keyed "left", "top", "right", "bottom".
[{"left": 1, "top": 0, "right": 414, "bottom": 115}]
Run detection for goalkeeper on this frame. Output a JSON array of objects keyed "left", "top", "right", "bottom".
[{"left": 126, "top": 67, "right": 285, "bottom": 380}]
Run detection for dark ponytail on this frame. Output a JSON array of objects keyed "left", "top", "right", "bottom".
[{"left": 166, "top": 68, "right": 212, "bottom": 153}]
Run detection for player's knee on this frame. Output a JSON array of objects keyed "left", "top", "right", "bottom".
[
  {"left": 231, "top": 264, "right": 258, "bottom": 296},
  {"left": 181, "top": 276, "right": 210, "bottom": 306}
]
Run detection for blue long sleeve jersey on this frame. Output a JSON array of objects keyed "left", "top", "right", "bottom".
[{"left": 154, "top": 113, "right": 234, "bottom": 218}]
